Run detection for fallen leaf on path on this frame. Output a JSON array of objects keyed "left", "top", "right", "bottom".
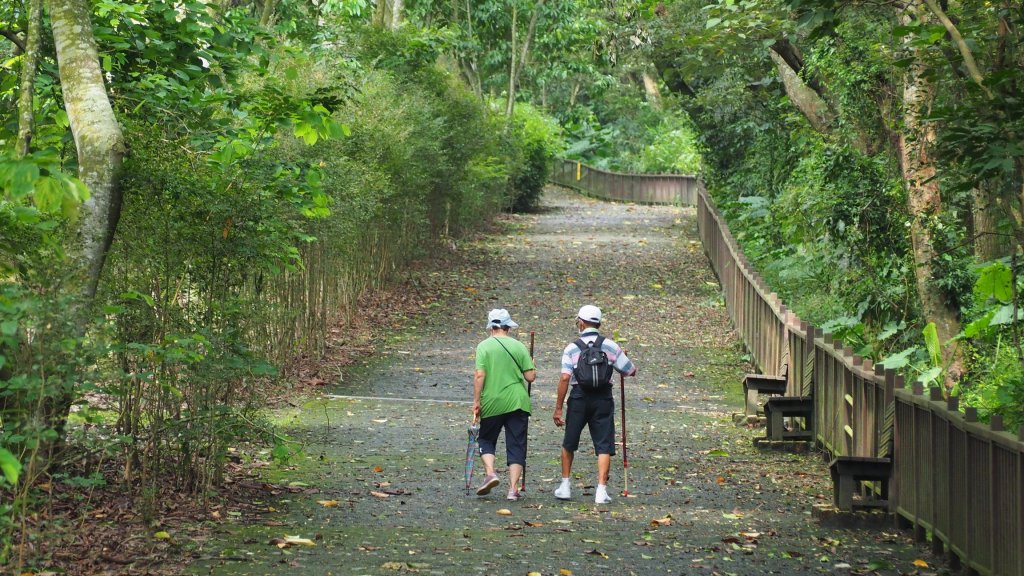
[
  {"left": 370, "top": 491, "right": 390, "bottom": 498},
  {"left": 496, "top": 509, "right": 512, "bottom": 515},
  {"left": 153, "top": 531, "right": 171, "bottom": 540},
  {"left": 317, "top": 500, "right": 339, "bottom": 507},
  {"left": 270, "top": 535, "right": 316, "bottom": 548},
  {"left": 650, "top": 515, "right": 673, "bottom": 526},
  {"left": 524, "top": 521, "right": 543, "bottom": 527},
  {"left": 913, "top": 559, "right": 930, "bottom": 568},
  {"left": 372, "top": 419, "right": 388, "bottom": 424},
  {"left": 587, "top": 549, "right": 609, "bottom": 559},
  {"left": 560, "top": 570, "right": 573, "bottom": 575}
]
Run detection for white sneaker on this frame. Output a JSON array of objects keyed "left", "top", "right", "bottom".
[
  {"left": 595, "top": 486, "right": 612, "bottom": 504},
  {"left": 554, "top": 482, "right": 571, "bottom": 500}
]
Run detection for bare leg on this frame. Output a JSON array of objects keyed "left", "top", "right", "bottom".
[
  {"left": 482, "top": 453, "right": 497, "bottom": 477},
  {"left": 560, "top": 448, "right": 575, "bottom": 478},
  {"left": 597, "top": 453, "right": 610, "bottom": 485},
  {"left": 508, "top": 463, "right": 523, "bottom": 491}
]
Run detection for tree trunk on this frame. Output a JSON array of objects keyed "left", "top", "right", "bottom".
[
  {"left": 372, "top": 0, "right": 385, "bottom": 27},
  {"left": 506, "top": 5, "right": 517, "bottom": 118},
  {"left": 505, "top": 0, "right": 545, "bottom": 119},
  {"left": 898, "top": 0, "right": 963, "bottom": 389},
  {"left": 974, "top": 185, "right": 1009, "bottom": 261},
  {"left": 641, "top": 69, "right": 661, "bottom": 108},
  {"left": 373, "top": 0, "right": 402, "bottom": 30},
  {"left": 390, "top": 0, "right": 403, "bottom": 29},
  {"left": 48, "top": 0, "right": 126, "bottom": 299},
  {"left": 259, "top": 0, "right": 279, "bottom": 27},
  {"left": 769, "top": 50, "right": 835, "bottom": 134},
  {"left": 16, "top": 0, "right": 42, "bottom": 158}
]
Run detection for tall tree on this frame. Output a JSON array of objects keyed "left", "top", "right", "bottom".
[
  {"left": 505, "top": 0, "right": 546, "bottom": 118},
  {"left": 374, "top": 0, "right": 404, "bottom": 29},
  {"left": 15, "top": 0, "right": 41, "bottom": 158},
  {"left": 46, "top": 0, "right": 125, "bottom": 299},
  {"left": 897, "top": 0, "right": 963, "bottom": 387}
]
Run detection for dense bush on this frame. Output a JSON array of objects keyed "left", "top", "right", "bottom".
[{"left": 506, "top": 103, "right": 564, "bottom": 212}]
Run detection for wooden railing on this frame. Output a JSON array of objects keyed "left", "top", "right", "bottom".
[{"left": 551, "top": 159, "right": 1024, "bottom": 576}]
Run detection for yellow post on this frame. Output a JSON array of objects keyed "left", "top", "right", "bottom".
[{"left": 576, "top": 161, "right": 581, "bottom": 181}]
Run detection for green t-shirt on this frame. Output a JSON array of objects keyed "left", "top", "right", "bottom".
[{"left": 475, "top": 336, "right": 535, "bottom": 419}]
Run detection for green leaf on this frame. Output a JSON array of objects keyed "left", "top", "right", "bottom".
[
  {"left": 0, "top": 320, "right": 16, "bottom": 337},
  {"left": 919, "top": 366, "right": 942, "bottom": 386},
  {"left": 923, "top": 322, "right": 941, "bottom": 367},
  {"left": 0, "top": 447, "right": 22, "bottom": 485},
  {"left": 880, "top": 346, "right": 919, "bottom": 370},
  {"left": 991, "top": 304, "right": 1022, "bottom": 326},
  {"left": 2, "top": 161, "right": 40, "bottom": 198},
  {"left": 33, "top": 176, "right": 64, "bottom": 214},
  {"left": 271, "top": 442, "right": 290, "bottom": 463},
  {"left": 975, "top": 263, "right": 1013, "bottom": 304},
  {"left": 961, "top": 310, "right": 995, "bottom": 339},
  {"left": 706, "top": 17, "right": 722, "bottom": 29}
]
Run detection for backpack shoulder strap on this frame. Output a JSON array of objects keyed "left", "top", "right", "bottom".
[
  {"left": 573, "top": 338, "right": 589, "bottom": 351},
  {"left": 491, "top": 337, "right": 524, "bottom": 373},
  {"left": 592, "top": 335, "right": 605, "bottom": 349}
]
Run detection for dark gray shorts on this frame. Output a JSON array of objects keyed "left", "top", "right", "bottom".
[
  {"left": 561, "top": 395, "right": 616, "bottom": 455},
  {"left": 478, "top": 409, "right": 529, "bottom": 466}
]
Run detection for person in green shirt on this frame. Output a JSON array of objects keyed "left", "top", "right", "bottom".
[{"left": 472, "top": 309, "right": 536, "bottom": 500}]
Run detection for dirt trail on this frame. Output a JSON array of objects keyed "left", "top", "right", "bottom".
[{"left": 188, "top": 188, "right": 941, "bottom": 576}]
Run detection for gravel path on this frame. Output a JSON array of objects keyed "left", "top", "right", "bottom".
[{"left": 188, "top": 188, "right": 942, "bottom": 576}]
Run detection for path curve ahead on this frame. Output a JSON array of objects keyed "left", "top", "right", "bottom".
[{"left": 192, "top": 188, "right": 937, "bottom": 576}]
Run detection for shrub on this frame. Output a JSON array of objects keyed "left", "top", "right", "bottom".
[{"left": 505, "top": 103, "right": 564, "bottom": 212}]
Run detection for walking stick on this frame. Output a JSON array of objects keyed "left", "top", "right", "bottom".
[
  {"left": 619, "top": 371, "right": 629, "bottom": 497},
  {"left": 521, "top": 331, "right": 535, "bottom": 492}
]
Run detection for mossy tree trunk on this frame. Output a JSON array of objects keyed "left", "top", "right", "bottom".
[
  {"left": 47, "top": 0, "right": 125, "bottom": 300},
  {"left": 15, "top": 0, "right": 42, "bottom": 158},
  {"left": 898, "top": 0, "right": 964, "bottom": 389}
]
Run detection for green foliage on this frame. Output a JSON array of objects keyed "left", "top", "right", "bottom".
[
  {"left": 506, "top": 103, "right": 564, "bottom": 212},
  {"left": 960, "top": 340, "right": 1024, "bottom": 430},
  {"left": 3, "top": 3, "right": 546, "bottom": 566},
  {"left": 0, "top": 447, "right": 20, "bottom": 486},
  {"left": 621, "top": 113, "right": 702, "bottom": 174}
]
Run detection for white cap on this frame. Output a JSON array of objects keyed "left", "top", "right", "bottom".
[
  {"left": 487, "top": 308, "right": 519, "bottom": 330},
  {"left": 577, "top": 305, "right": 602, "bottom": 324}
]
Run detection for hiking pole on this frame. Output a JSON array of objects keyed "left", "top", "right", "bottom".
[
  {"left": 521, "top": 331, "right": 535, "bottom": 492},
  {"left": 619, "top": 371, "right": 629, "bottom": 497}
]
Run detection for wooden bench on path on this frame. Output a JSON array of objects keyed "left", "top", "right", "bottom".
[
  {"left": 742, "top": 351, "right": 789, "bottom": 416},
  {"left": 764, "top": 395, "right": 814, "bottom": 441},
  {"left": 827, "top": 402, "right": 894, "bottom": 511}
]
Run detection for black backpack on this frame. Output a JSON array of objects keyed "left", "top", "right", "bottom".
[{"left": 573, "top": 336, "right": 614, "bottom": 392}]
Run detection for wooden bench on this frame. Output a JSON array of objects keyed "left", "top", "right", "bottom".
[
  {"left": 764, "top": 395, "right": 813, "bottom": 441},
  {"left": 827, "top": 402, "right": 894, "bottom": 510},
  {"left": 743, "top": 352, "right": 789, "bottom": 416},
  {"left": 828, "top": 456, "right": 891, "bottom": 510}
]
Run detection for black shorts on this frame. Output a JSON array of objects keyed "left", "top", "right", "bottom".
[
  {"left": 478, "top": 410, "right": 529, "bottom": 466},
  {"left": 561, "top": 394, "right": 616, "bottom": 455}
]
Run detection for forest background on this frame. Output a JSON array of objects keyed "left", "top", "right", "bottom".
[{"left": 1, "top": 0, "right": 1022, "bottom": 572}]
